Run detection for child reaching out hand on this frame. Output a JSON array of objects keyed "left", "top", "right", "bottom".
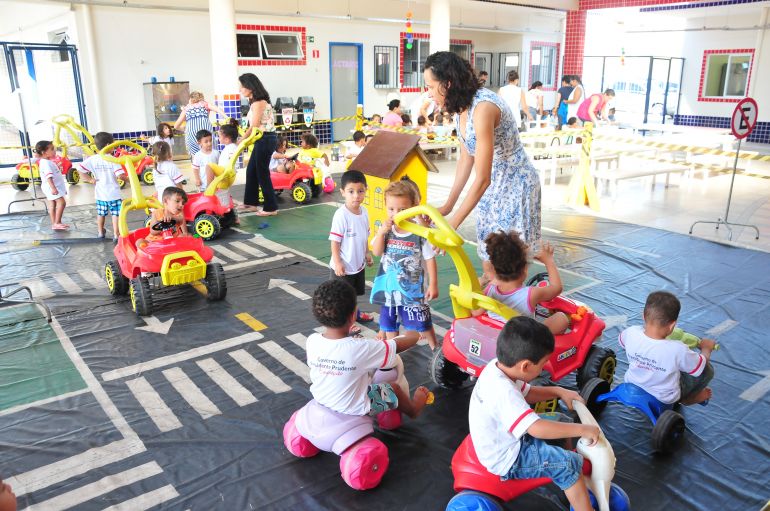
[
  {"left": 269, "top": 136, "right": 295, "bottom": 174},
  {"left": 474, "top": 231, "right": 569, "bottom": 335}
]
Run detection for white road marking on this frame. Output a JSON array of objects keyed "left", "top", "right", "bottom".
[
  {"left": 6, "top": 437, "right": 145, "bottom": 498},
  {"left": 286, "top": 333, "right": 307, "bottom": 350},
  {"left": 229, "top": 349, "right": 291, "bottom": 394},
  {"left": 197, "top": 358, "right": 258, "bottom": 407},
  {"left": 229, "top": 241, "right": 266, "bottom": 258},
  {"left": 102, "top": 331, "right": 264, "bottom": 382},
  {"left": 268, "top": 278, "right": 311, "bottom": 300},
  {"left": 224, "top": 254, "right": 288, "bottom": 271},
  {"left": 77, "top": 269, "right": 104, "bottom": 289},
  {"left": 706, "top": 319, "right": 739, "bottom": 336},
  {"left": 52, "top": 272, "right": 83, "bottom": 294},
  {"left": 601, "top": 241, "right": 662, "bottom": 258},
  {"left": 126, "top": 377, "right": 183, "bottom": 433},
  {"left": 19, "top": 278, "right": 54, "bottom": 299},
  {"left": 102, "top": 484, "right": 179, "bottom": 511},
  {"left": 239, "top": 232, "right": 289, "bottom": 253},
  {"left": 162, "top": 367, "right": 222, "bottom": 419},
  {"left": 24, "top": 461, "right": 164, "bottom": 511},
  {"left": 739, "top": 370, "right": 770, "bottom": 402},
  {"left": 258, "top": 341, "right": 311, "bottom": 383},
  {"left": 212, "top": 255, "right": 225, "bottom": 265},
  {"left": 0, "top": 388, "right": 89, "bottom": 418},
  {"left": 603, "top": 315, "right": 629, "bottom": 330},
  {"left": 212, "top": 244, "right": 246, "bottom": 262},
  {"left": 433, "top": 323, "right": 448, "bottom": 337}
]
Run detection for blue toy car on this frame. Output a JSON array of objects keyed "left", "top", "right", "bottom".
[{"left": 580, "top": 377, "right": 686, "bottom": 454}]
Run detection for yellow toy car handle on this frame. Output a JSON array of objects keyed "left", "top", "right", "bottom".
[
  {"left": 393, "top": 204, "right": 464, "bottom": 250},
  {"left": 51, "top": 114, "right": 76, "bottom": 126},
  {"left": 98, "top": 140, "right": 147, "bottom": 165}
]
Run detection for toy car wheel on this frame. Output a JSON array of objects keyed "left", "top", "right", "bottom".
[
  {"left": 194, "top": 214, "right": 221, "bottom": 240},
  {"left": 11, "top": 173, "right": 29, "bottom": 191},
  {"left": 339, "top": 437, "right": 389, "bottom": 490},
  {"left": 429, "top": 346, "right": 469, "bottom": 389},
  {"left": 652, "top": 409, "right": 686, "bottom": 453},
  {"left": 129, "top": 277, "right": 153, "bottom": 316},
  {"left": 587, "top": 482, "right": 632, "bottom": 511},
  {"left": 577, "top": 345, "right": 616, "bottom": 388},
  {"left": 282, "top": 411, "right": 319, "bottom": 458},
  {"left": 531, "top": 375, "right": 559, "bottom": 414},
  {"left": 66, "top": 168, "right": 80, "bottom": 185},
  {"left": 446, "top": 490, "right": 503, "bottom": 511},
  {"left": 204, "top": 263, "right": 227, "bottom": 301},
  {"left": 141, "top": 169, "right": 154, "bottom": 185},
  {"left": 105, "top": 260, "right": 129, "bottom": 296},
  {"left": 579, "top": 377, "right": 611, "bottom": 417},
  {"left": 291, "top": 182, "right": 312, "bottom": 204},
  {"left": 310, "top": 182, "right": 322, "bottom": 198},
  {"left": 526, "top": 271, "right": 550, "bottom": 287}
]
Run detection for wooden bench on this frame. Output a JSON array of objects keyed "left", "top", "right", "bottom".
[{"left": 593, "top": 163, "right": 690, "bottom": 198}]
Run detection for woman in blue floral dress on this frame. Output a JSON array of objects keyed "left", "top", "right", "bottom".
[{"left": 423, "top": 51, "right": 541, "bottom": 276}]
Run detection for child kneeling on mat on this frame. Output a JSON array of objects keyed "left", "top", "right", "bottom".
[
  {"left": 620, "top": 291, "right": 716, "bottom": 406},
  {"left": 137, "top": 187, "right": 189, "bottom": 249},
  {"left": 307, "top": 279, "right": 431, "bottom": 419},
  {"left": 473, "top": 231, "right": 569, "bottom": 335},
  {"left": 470, "top": 316, "right": 598, "bottom": 511}
]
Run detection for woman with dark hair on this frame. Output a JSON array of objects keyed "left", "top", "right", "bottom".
[
  {"left": 382, "top": 99, "right": 403, "bottom": 127},
  {"left": 423, "top": 51, "right": 540, "bottom": 278},
  {"left": 238, "top": 73, "right": 278, "bottom": 215}
]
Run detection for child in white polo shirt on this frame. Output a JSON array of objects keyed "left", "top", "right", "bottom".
[
  {"left": 469, "top": 317, "right": 598, "bottom": 511},
  {"left": 79, "top": 132, "right": 127, "bottom": 240},
  {"left": 620, "top": 290, "right": 716, "bottom": 405},
  {"left": 329, "top": 170, "right": 375, "bottom": 334},
  {"left": 306, "top": 279, "right": 431, "bottom": 418}
]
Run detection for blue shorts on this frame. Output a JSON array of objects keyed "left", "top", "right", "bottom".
[
  {"left": 378, "top": 304, "right": 433, "bottom": 333},
  {"left": 502, "top": 434, "right": 583, "bottom": 490},
  {"left": 96, "top": 199, "right": 122, "bottom": 217},
  {"left": 367, "top": 383, "right": 398, "bottom": 415}
]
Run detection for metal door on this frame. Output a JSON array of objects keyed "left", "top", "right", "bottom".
[{"left": 329, "top": 43, "right": 362, "bottom": 141}]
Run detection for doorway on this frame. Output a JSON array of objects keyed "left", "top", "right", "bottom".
[{"left": 329, "top": 43, "right": 362, "bottom": 142}]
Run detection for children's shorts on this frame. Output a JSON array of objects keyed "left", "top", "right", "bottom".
[
  {"left": 96, "top": 199, "right": 122, "bottom": 217},
  {"left": 367, "top": 383, "right": 398, "bottom": 415},
  {"left": 502, "top": 434, "right": 583, "bottom": 490},
  {"left": 378, "top": 304, "right": 433, "bottom": 333},
  {"left": 330, "top": 268, "right": 366, "bottom": 296}
]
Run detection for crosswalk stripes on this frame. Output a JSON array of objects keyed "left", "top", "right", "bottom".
[
  {"left": 229, "top": 241, "right": 266, "bottom": 258},
  {"left": 196, "top": 358, "right": 258, "bottom": 407},
  {"left": 51, "top": 272, "right": 83, "bottom": 294},
  {"left": 229, "top": 349, "right": 291, "bottom": 394},
  {"left": 126, "top": 377, "right": 183, "bottom": 433},
  {"left": 211, "top": 244, "right": 246, "bottom": 262},
  {"left": 162, "top": 367, "right": 222, "bottom": 420},
  {"left": 102, "top": 484, "right": 179, "bottom": 511},
  {"left": 258, "top": 341, "right": 311, "bottom": 384}
]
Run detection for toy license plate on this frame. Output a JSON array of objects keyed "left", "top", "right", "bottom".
[{"left": 469, "top": 338, "right": 482, "bottom": 357}]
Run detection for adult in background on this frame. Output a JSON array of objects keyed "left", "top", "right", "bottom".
[
  {"left": 526, "top": 81, "right": 544, "bottom": 124},
  {"left": 424, "top": 51, "right": 541, "bottom": 278},
  {"left": 552, "top": 76, "right": 574, "bottom": 128},
  {"left": 173, "top": 91, "right": 227, "bottom": 156},
  {"left": 578, "top": 89, "right": 615, "bottom": 125},
  {"left": 565, "top": 75, "right": 585, "bottom": 123},
  {"left": 478, "top": 70, "right": 489, "bottom": 87},
  {"left": 382, "top": 99, "right": 404, "bottom": 128},
  {"left": 238, "top": 73, "right": 278, "bottom": 216},
  {"left": 497, "top": 70, "right": 532, "bottom": 130}
]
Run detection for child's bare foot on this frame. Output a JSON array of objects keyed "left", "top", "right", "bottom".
[
  {"left": 407, "top": 386, "right": 431, "bottom": 418},
  {"left": 682, "top": 387, "right": 712, "bottom": 405}
]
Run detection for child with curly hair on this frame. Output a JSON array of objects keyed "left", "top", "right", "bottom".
[{"left": 474, "top": 231, "right": 569, "bottom": 335}]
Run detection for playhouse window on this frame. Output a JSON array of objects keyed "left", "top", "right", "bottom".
[{"left": 374, "top": 187, "right": 383, "bottom": 210}]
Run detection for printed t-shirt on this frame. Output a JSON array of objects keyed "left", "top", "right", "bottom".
[
  {"left": 370, "top": 227, "right": 435, "bottom": 307},
  {"left": 79, "top": 155, "right": 124, "bottom": 201}
]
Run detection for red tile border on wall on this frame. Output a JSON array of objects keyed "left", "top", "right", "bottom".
[
  {"left": 697, "top": 48, "right": 754, "bottom": 103},
  {"left": 579, "top": 0, "right": 704, "bottom": 9},
  {"left": 236, "top": 24, "right": 307, "bottom": 67}
]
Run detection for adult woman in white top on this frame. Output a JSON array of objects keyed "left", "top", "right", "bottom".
[
  {"left": 565, "top": 76, "right": 585, "bottom": 123},
  {"left": 526, "top": 81, "right": 544, "bottom": 122},
  {"left": 497, "top": 70, "right": 532, "bottom": 130}
]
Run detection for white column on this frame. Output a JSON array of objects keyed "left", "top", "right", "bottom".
[
  {"left": 208, "top": 0, "right": 239, "bottom": 117},
  {"left": 430, "top": 0, "right": 451, "bottom": 54},
  {"left": 748, "top": 7, "right": 768, "bottom": 98}
]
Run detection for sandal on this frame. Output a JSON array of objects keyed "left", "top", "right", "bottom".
[{"left": 357, "top": 311, "right": 375, "bottom": 323}]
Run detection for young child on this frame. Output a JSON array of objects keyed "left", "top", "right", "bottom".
[
  {"left": 137, "top": 187, "right": 189, "bottom": 249},
  {"left": 470, "top": 316, "right": 598, "bottom": 511},
  {"left": 79, "top": 132, "right": 127, "bottom": 240},
  {"left": 473, "top": 231, "right": 569, "bottom": 335},
  {"left": 269, "top": 136, "right": 295, "bottom": 174},
  {"left": 620, "top": 291, "right": 716, "bottom": 405},
  {"left": 145, "top": 123, "right": 175, "bottom": 155},
  {"left": 329, "top": 170, "right": 375, "bottom": 332},
  {"left": 207, "top": 122, "right": 240, "bottom": 224},
  {"left": 566, "top": 117, "right": 579, "bottom": 128},
  {"left": 370, "top": 180, "right": 438, "bottom": 349},
  {"left": 345, "top": 131, "right": 367, "bottom": 160},
  {"left": 191, "top": 129, "right": 219, "bottom": 191},
  {"left": 400, "top": 113, "right": 413, "bottom": 127},
  {"left": 307, "top": 279, "right": 431, "bottom": 418},
  {"left": 152, "top": 141, "right": 185, "bottom": 197},
  {"left": 369, "top": 113, "right": 382, "bottom": 127},
  {"left": 417, "top": 115, "right": 431, "bottom": 136},
  {"left": 35, "top": 140, "right": 68, "bottom": 231},
  {"left": 298, "top": 133, "right": 330, "bottom": 168}
]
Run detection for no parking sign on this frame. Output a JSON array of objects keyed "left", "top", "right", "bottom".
[{"left": 731, "top": 97, "right": 758, "bottom": 139}]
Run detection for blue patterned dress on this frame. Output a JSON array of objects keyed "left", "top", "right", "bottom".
[
  {"left": 183, "top": 103, "right": 214, "bottom": 156},
  {"left": 457, "top": 88, "right": 541, "bottom": 260}
]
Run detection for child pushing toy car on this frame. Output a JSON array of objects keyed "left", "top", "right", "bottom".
[{"left": 79, "top": 132, "right": 128, "bottom": 241}]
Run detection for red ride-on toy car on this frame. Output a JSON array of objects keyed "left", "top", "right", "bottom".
[
  {"left": 392, "top": 205, "right": 614, "bottom": 405},
  {"left": 182, "top": 129, "right": 261, "bottom": 240},
  {"left": 114, "top": 147, "right": 155, "bottom": 186},
  {"left": 11, "top": 154, "right": 75, "bottom": 191},
  {"left": 267, "top": 160, "right": 324, "bottom": 204},
  {"left": 102, "top": 141, "right": 226, "bottom": 316}
]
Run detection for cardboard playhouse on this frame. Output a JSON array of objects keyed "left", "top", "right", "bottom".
[{"left": 347, "top": 130, "right": 438, "bottom": 243}]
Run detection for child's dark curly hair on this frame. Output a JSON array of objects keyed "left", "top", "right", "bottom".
[
  {"left": 312, "top": 279, "right": 357, "bottom": 328},
  {"left": 485, "top": 230, "right": 528, "bottom": 282}
]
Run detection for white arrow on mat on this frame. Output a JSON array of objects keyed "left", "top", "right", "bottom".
[
  {"left": 136, "top": 316, "right": 175, "bottom": 335},
  {"left": 739, "top": 370, "right": 770, "bottom": 402},
  {"left": 602, "top": 315, "right": 628, "bottom": 330},
  {"left": 268, "top": 279, "right": 310, "bottom": 300}
]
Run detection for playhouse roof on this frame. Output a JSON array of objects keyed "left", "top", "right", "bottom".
[{"left": 348, "top": 130, "right": 438, "bottom": 179}]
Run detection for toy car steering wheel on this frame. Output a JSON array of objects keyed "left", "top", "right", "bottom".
[
  {"left": 99, "top": 140, "right": 147, "bottom": 165},
  {"left": 151, "top": 220, "right": 176, "bottom": 232},
  {"left": 393, "top": 204, "right": 463, "bottom": 250}
]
